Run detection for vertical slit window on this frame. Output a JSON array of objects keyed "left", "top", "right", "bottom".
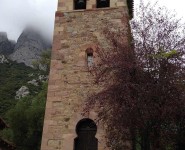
[{"left": 87, "top": 53, "right": 93, "bottom": 67}]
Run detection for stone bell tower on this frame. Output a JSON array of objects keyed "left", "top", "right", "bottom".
[{"left": 41, "top": 0, "right": 133, "bottom": 150}]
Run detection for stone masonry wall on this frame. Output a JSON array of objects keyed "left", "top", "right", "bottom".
[
  {"left": 41, "top": 4, "right": 129, "bottom": 150},
  {"left": 58, "top": 0, "right": 127, "bottom": 11}
]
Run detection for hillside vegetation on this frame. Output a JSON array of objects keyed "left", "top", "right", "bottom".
[
  {"left": 0, "top": 61, "right": 42, "bottom": 116},
  {"left": 0, "top": 50, "right": 50, "bottom": 150}
]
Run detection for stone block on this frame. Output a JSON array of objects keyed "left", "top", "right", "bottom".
[
  {"left": 47, "top": 139, "right": 62, "bottom": 149},
  {"left": 41, "top": 3, "right": 130, "bottom": 150}
]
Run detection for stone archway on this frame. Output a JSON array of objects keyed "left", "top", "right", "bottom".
[{"left": 74, "top": 118, "right": 98, "bottom": 150}]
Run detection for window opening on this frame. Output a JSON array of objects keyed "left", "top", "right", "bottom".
[
  {"left": 74, "top": 0, "right": 87, "bottom": 10},
  {"left": 74, "top": 118, "right": 98, "bottom": 150},
  {"left": 97, "top": 0, "right": 110, "bottom": 8},
  {"left": 86, "top": 48, "right": 94, "bottom": 67},
  {"left": 87, "top": 53, "right": 93, "bottom": 67}
]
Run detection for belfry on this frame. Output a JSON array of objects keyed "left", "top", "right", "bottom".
[{"left": 41, "top": 0, "right": 133, "bottom": 150}]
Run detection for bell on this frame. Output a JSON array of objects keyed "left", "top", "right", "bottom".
[
  {"left": 100, "top": 0, "right": 107, "bottom": 2},
  {"left": 75, "top": 0, "right": 86, "bottom": 9},
  {"left": 78, "top": 0, "right": 85, "bottom": 5}
]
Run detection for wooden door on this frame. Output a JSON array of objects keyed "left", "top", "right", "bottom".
[{"left": 74, "top": 119, "right": 98, "bottom": 150}]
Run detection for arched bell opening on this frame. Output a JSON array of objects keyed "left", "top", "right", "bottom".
[
  {"left": 74, "top": 118, "right": 98, "bottom": 150},
  {"left": 74, "top": 0, "right": 87, "bottom": 10},
  {"left": 97, "top": 0, "right": 110, "bottom": 8}
]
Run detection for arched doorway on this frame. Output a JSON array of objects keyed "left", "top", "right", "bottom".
[{"left": 74, "top": 118, "right": 98, "bottom": 150}]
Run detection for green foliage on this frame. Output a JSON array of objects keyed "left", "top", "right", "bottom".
[
  {"left": 0, "top": 128, "right": 13, "bottom": 142},
  {"left": 32, "top": 50, "right": 51, "bottom": 74},
  {"left": 149, "top": 49, "right": 178, "bottom": 59},
  {"left": 0, "top": 62, "right": 40, "bottom": 116},
  {"left": 162, "top": 49, "right": 178, "bottom": 58},
  {"left": 3, "top": 83, "right": 47, "bottom": 150},
  {"left": 0, "top": 50, "right": 51, "bottom": 116},
  {"left": 0, "top": 53, "right": 51, "bottom": 149}
]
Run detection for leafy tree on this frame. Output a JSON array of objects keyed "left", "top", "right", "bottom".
[
  {"left": 0, "top": 48, "right": 51, "bottom": 149},
  {"left": 85, "top": 2, "right": 185, "bottom": 150},
  {"left": 3, "top": 83, "right": 47, "bottom": 150}
]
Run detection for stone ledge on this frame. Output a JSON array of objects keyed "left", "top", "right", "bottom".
[{"left": 56, "top": 6, "right": 125, "bottom": 14}]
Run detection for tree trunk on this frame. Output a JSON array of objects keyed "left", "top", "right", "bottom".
[
  {"left": 130, "top": 129, "right": 136, "bottom": 150},
  {"left": 141, "top": 129, "right": 150, "bottom": 150},
  {"left": 176, "top": 142, "right": 185, "bottom": 150}
]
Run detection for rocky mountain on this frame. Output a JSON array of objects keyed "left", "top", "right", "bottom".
[
  {"left": 9, "top": 28, "right": 51, "bottom": 67},
  {"left": 15, "top": 86, "right": 30, "bottom": 100},
  {"left": 0, "top": 29, "right": 50, "bottom": 150},
  {"left": 0, "top": 32, "right": 15, "bottom": 55},
  {"left": 0, "top": 55, "right": 9, "bottom": 63},
  {"left": 0, "top": 56, "right": 49, "bottom": 115}
]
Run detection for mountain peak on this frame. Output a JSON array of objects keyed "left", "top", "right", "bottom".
[
  {"left": 9, "top": 28, "right": 51, "bottom": 67},
  {"left": 0, "top": 32, "right": 8, "bottom": 42},
  {"left": 0, "top": 32, "right": 15, "bottom": 56}
]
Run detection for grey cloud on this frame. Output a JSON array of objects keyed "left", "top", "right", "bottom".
[{"left": 0, "top": 0, "right": 57, "bottom": 42}]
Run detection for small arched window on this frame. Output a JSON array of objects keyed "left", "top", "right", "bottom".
[
  {"left": 86, "top": 48, "right": 94, "bottom": 67},
  {"left": 97, "top": 0, "right": 110, "bottom": 8},
  {"left": 74, "top": 118, "right": 98, "bottom": 150},
  {"left": 74, "top": 0, "right": 87, "bottom": 10}
]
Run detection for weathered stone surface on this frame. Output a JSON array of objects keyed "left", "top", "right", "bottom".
[
  {"left": 0, "top": 32, "right": 7, "bottom": 43},
  {"left": 0, "top": 55, "right": 9, "bottom": 64},
  {"left": 0, "top": 32, "right": 15, "bottom": 56},
  {"left": 27, "top": 79, "right": 39, "bottom": 86},
  {"left": 47, "top": 139, "right": 62, "bottom": 149},
  {"left": 9, "top": 28, "right": 50, "bottom": 67},
  {"left": 41, "top": 1, "right": 130, "bottom": 150},
  {"left": 15, "top": 86, "right": 30, "bottom": 99},
  {"left": 39, "top": 75, "right": 48, "bottom": 82}
]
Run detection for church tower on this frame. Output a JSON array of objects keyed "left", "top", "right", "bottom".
[{"left": 41, "top": 0, "right": 133, "bottom": 150}]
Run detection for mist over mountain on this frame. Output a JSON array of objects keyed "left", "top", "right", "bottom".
[
  {"left": 0, "top": 28, "right": 51, "bottom": 67},
  {"left": 0, "top": 0, "right": 57, "bottom": 42}
]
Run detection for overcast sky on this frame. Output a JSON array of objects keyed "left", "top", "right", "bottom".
[
  {"left": 0, "top": 0, "right": 57, "bottom": 42},
  {"left": 135, "top": 0, "right": 185, "bottom": 18},
  {"left": 0, "top": 0, "right": 184, "bottom": 42}
]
